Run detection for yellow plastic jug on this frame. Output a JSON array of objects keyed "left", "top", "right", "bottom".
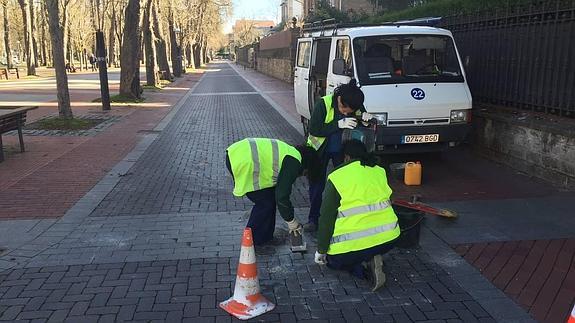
[{"left": 404, "top": 161, "right": 422, "bottom": 186}]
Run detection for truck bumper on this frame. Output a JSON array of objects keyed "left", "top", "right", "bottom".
[{"left": 375, "top": 123, "right": 471, "bottom": 154}]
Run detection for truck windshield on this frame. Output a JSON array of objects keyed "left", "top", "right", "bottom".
[{"left": 353, "top": 35, "right": 464, "bottom": 85}]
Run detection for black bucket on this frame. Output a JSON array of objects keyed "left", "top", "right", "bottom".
[{"left": 394, "top": 205, "right": 424, "bottom": 249}]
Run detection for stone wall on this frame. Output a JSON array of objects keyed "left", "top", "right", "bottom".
[
  {"left": 473, "top": 107, "right": 575, "bottom": 188},
  {"left": 255, "top": 29, "right": 299, "bottom": 84},
  {"left": 257, "top": 56, "right": 294, "bottom": 83}
]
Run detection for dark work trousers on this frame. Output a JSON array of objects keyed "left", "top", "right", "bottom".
[
  {"left": 327, "top": 240, "right": 397, "bottom": 279},
  {"left": 226, "top": 153, "right": 277, "bottom": 246},
  {"left": 245, "top": 188, "right": 277, "bottom": 245},
  {"left": 308, "top": 152, "right": 344, "bottom": 225}
]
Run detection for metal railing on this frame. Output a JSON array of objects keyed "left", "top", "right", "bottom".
[{"left": 440, "top": 0, "right": 575, "bottom": 118}]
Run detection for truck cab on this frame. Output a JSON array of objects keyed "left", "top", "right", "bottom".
[{"left": 294, "top": 19, "right": 472, "bottom": 153}]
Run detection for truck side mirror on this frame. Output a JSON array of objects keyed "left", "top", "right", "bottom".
[{"left": 332, "top": 58, "right": 346, "bottom": 75}]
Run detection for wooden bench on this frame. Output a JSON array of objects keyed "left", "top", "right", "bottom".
[
  {"left": 1, "top": 67, "right": 20, "bottom": 80},
  {"left": 0, "top": 107, "right": 37, "bottom": 162}
]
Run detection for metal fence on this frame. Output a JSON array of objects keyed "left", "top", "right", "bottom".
[{"left": 440, "top": 0, "right": 575, "bottom": 118}]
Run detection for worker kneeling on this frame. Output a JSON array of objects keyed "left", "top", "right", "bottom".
[
  {"left": 314, "top": 140, "right": 400, "bottom": 291},
  {"left": 226, "top": 138, "right": 316, "bottom": 250}
]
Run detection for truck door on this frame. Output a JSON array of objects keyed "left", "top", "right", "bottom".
[
  {"left": 294, "top": 38, "right": 313, "bottom": 120},
  {"left": 326, "top": 37, "right": 353, "bottom": 95}
]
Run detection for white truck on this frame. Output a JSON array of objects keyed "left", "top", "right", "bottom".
[{"left": 294, "top": 18, "right": 472, "bottom": 153}]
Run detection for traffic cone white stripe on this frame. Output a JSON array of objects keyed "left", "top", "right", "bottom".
[
  {"left": 239, "top": 245, "right": 255, "bottom": 264},
  {"left": 219, "top": 228, "right": 275, "bottom": 320}
]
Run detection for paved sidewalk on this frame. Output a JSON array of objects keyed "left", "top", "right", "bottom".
[
  {"left": 0, "top": 72, "right": 202, "bottom": 220},
  {"left": 0, "top": 62, "right": 544, "bottom": 322}
]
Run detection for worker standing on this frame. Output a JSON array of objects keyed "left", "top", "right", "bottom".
[
  {"left": 314, "top": 140, "right": 400, "bottom": 291},
  {"left": 305, "top": 79, "right": 372, "bottom": 231},
  {"left": 225, "top": 138, "right": 316, "bottom": 250}
]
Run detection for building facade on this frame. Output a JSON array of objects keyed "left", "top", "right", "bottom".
[{"left": 281, "top": 0, "right": 304, "bottom": 23}]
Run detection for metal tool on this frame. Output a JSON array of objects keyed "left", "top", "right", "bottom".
[{"left": 290, "top": 233, "right": 307, "bottom": 252}]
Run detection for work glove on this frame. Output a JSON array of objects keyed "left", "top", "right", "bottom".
[
  {"left": 338, "top": 118, "right": 357, "bottom": 129},
  {"left": 286, "top": 218, "right": 303, "bottom": 236},
  {"left": 314, "top": 251, "right": 327, "bottom": 265},
  {"left": 361, "top": 112, "right": 374, "bottom": 122}
]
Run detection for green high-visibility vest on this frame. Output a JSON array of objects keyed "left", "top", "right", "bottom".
[
  {"left": 306, "top": 95, "right": 335, "bottom": 150},
  {"left": 227, "top": 138, "right": 302, "bottom": 197},
  {"left": 327, "top": 161, "right": 400, "bottom": 255}
]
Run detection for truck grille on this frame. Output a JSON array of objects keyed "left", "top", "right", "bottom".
[{"left": 387, "top": 118, "right": 450, "bottom": 126}]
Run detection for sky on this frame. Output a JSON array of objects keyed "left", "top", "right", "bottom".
[{"left": 224, "top": 0, "right": 282, "bottom": 33}]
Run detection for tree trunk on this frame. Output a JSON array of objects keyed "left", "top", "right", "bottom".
[
  {"left": 46, "top": 0, "right": 72, "bottom": 118},
  {"left": 119, "top": 0, "right": 142, "bottom": 99},
  {"left": 108, "top": 10, "right": 116, "bottom": 67},
  {"left": 201, "top": 39, "right": 207, "bottom": 65},
  {"left": 18, "top": 0, "right": 36, "bottom": 75},
  {"left": 168, "top": 11, "right": 181, "bottom": 77},
  {"left": 62, "top": 2, "right": 69, "bottom": 63},
  {"left": 30, "top": 0, "right": 38, "bottom": 67},
  {"left": 143, "top": 0, "right": 156, "bottom": 86},
  {"left": 151, "top": 0, "right": 170, "bottom": 78},
  {"left": 192, "top": 43, "right": 201, "bottom": 69},
  {"left": 2, "top": 2, "right": 12, "bottom": 68},
  {"left": 40, "top": 1, "right": 47, "bottom": 66},
  {"left": 186, "top": 43, "right": 193, "bottom": 68}
]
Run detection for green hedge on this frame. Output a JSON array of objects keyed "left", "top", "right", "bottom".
[{"left": 367, "top": 0, "right": 535, "bottom": 23}]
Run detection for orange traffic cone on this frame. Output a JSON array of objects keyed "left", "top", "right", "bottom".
[
  {"left": 568, "top": 303, "right": 575, "bottom": 323},
  {"left": 219, "top": 228, "right": 275, "bottom": 320}
]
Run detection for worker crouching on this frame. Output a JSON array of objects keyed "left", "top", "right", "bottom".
[
  {"left": 226, "top": 138, "right": 316, "bottom": 250},
  {"left": 314, "top": 140, "right": 400, "bottom": 291}
]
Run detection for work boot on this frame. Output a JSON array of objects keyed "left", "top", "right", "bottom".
[
  {"left": 303, "top": 222, "right": 317, "bottom": 232},
  {"left": 367, "top": 254, "right": 386, "bottom": 292}
]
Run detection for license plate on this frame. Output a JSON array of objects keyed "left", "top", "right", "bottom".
[{"left": 402, "top": 134, "right": 439, "bottom": 144}]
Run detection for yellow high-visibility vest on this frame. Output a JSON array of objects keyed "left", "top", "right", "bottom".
[
  {"left": 306, "top": 95, "right": 335, "bottom": 150},
  {"left": 327, "top": 161, "right": 400, "bottom": 255},
  {"left": 307, "top": 94, "right": 362, "bottom": 151},
  {"left": 227, "top": 138, "right": 301, "bottom": 197}
]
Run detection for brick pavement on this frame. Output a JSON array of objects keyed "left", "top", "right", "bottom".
[
  {"left": 455, "top": 239, "right": 575, "bottom": 322},
  {"left": 0, "top": 72, "right": 201, "bottom": 219},
  {"left": 91, "top": 68, "right": 309, "bottom": 217},
  {"left": 0, "top": 62, "right": 535, "bottom": 322}
]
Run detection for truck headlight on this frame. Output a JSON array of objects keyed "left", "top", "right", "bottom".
[
  {"left": 450, "top": 109, "right": 471, "bottom": 123},
  {"left": 373, "top": 113, "right": 387, "bottom": 126}
]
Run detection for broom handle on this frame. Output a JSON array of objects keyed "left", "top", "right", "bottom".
[{"left": 392, "top": 199, "right": 457, "bottom": 218}]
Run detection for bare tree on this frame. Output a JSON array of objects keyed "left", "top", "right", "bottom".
[
  {"left": 39, "top": 0, "right": 49, "bottom": 66},
  {"left": 119, "top": 0, "right": 141, "bottom": 99},
  {"left": 167, "top": 4, "right": 181, "bottom": 77},
  {"left": 17, "top": 0, "right": 36, "bottom": 75},
  {"left": 151, "top": 0, "right": 170, "bottom": 78},
  {"left": 1, "top": 0, "right": 12, "bottom": 68},
  {"left": 30, "top": 0, "right": 38, "bottom": 66},
  {"left": 107, "top": 0, "right": 121, "bottom": 67},
  {"left": 143, "top": 0, "right": 157, "bottom": 86},
  {"left": 61, "top": 0, "right": 72, "bottom": 64},
  {"left": 46, "top": 0, "right": 73, "bottom": 118}
]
